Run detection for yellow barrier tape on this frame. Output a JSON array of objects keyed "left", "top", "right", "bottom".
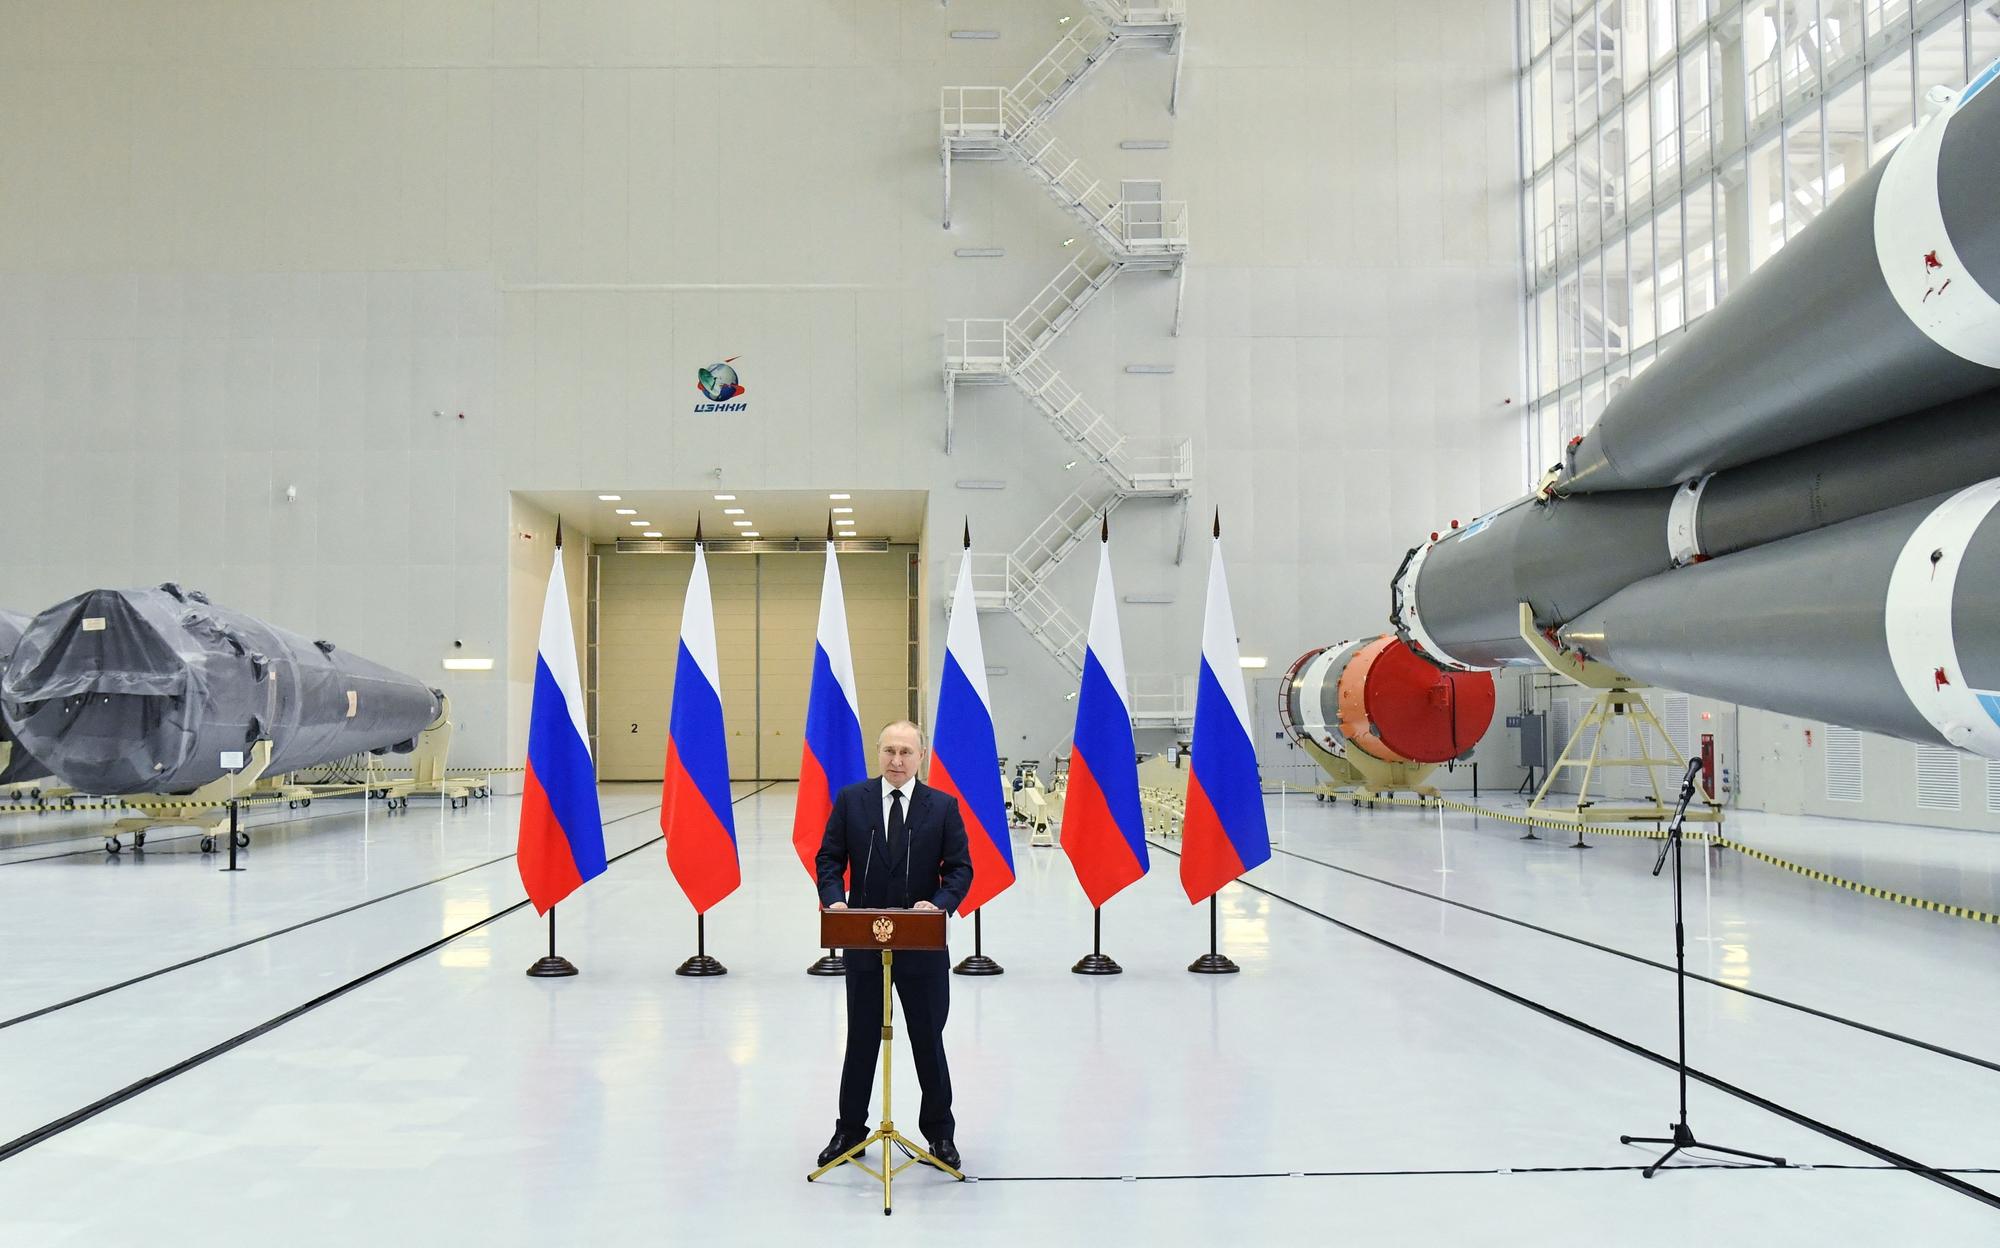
[{"left": 1320, "top": 789, "right": 2000, "bottom": 928}]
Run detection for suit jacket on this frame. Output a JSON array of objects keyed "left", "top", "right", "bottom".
[{"left": 816, "top": 776, "right": 974, "bottom": 913}]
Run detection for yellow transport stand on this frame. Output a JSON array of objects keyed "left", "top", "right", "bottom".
[
  {"left": 107, "top": 739, "right": 275, "bottom": 854},
  {"left": 1517, "top": 603, "right": 1723, "bottom": 844},
  {"left": 807, "top": 907, "right": 965, "bottom": 1214}
]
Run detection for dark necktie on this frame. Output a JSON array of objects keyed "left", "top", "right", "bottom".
[{"left": 887, "top": 788, "right": 906, "bottom": 900}]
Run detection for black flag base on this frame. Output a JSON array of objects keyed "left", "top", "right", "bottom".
[
  {"left": 806, "top": 949, "right": 847, "bottom": 976},
  {"left": 1188, "top": 895, "right": 1239, "bottom": 974},
  {"left": 952, "top": 910, "right": 1003, "bottom": 975},
  {"left": 676, "top": 913, "right": 727, "bottom": 976},
  {"left": 526, "top": 908, "right": 578, "bottom": 977},
  {"left": 1072, "top": 906, "right": 1122, "bottom": 974}
]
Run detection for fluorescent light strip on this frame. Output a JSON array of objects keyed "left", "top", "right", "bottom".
[
  {"left": 723, "top": 508, "right": 745, "bottom": 515},
  {"left": 598, "top": 494, "right": 622, "bottom": 501},
  {"left": 832, "top": 507, "right": 853, "bottom": 514},
  {"left": 615, "top": 508, "right": 636, "bottom": 515},
  {"left": 732, "top": 520, "right": 753, "bottom": 527},
  {"left": 629, "top": 520, "right": 649, "bottom": 526},
  {"left": 714, "top": 494, "right": 736, "bottom": 501},
  {"left": 829, "top": 493, "right": 851, "bottom": 500}
]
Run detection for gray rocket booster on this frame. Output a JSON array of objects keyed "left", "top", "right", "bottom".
[
  {"left": 0, "top": 585, "right": 443, "bottom": 794},
  {"left": 1562, "top": 64, "right": 2000, "bottom": 494},
  {"left": 1557, "top": 481, "right": 2000, "bottom": 755},
  {"left": 1393, "top": 391, "right": 2000, "bottom": 670},
  {"left": 0, "top": 610, "right": 53, "bottom": 786}
]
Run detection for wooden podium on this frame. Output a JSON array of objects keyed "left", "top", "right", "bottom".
[{"left": 805, "top": 906, "right": 965, "bottom": 1213}]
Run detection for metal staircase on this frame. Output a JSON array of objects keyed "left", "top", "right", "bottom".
[{"left": 939, "top": 4, "right": 1193, "bottom": 730}]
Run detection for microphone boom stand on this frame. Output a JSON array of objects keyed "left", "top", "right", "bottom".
[{"left": 1621, "top": 757, "right": 1785, "bottom": 1178}]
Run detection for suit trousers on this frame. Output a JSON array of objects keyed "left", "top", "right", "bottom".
[{"left": 838, "top": 947, "right": 954, "bottom": 1142}]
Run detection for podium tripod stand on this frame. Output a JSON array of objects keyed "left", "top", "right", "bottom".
[{"left": 806, "top": 907, "right": 965, "bottom": 1214}]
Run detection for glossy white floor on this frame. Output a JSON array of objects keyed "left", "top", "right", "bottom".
[{"left": 2, "top": 781, "right": 1997, "bottom": 1243}]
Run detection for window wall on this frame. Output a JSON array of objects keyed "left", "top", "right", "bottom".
[{"left": 1517, "top": 1, "right": 2000, "bottom": 471}]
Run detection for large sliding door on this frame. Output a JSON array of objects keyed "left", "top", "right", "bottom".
[{"left": 594, "top": 547, "right": 916, "bottom": 782}]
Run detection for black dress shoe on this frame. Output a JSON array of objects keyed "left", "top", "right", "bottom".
[
  {"left": 817, "top": 1124, "right": 868, "bottom": 1168},
  {"left": 926, "top": 1137, "right": 961, "bottom": 1171}
]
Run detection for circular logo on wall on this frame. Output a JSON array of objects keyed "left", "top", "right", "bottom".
[{"left": 697, "top": 358, "right": 746, "bottom": 402}]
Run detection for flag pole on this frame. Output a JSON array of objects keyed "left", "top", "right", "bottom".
[
  {"left": 1188, "top": 510, "right": 1244, "bottom": 974},
  {"left": 807, "top": 510, "right": 850, "bottom": 978},
  {"left": 1188, "top": 893, "right": 1240, "bottom": 974},
  {"left": 1072, "top": 906, "right": 1122, "bottom": 974},
  {"left": 677, "top": 911, "right": 727, "bottom": 977},
  {"left": 527, "top": 905, "right": 579, "bottom": 977},
  {"left": 953, "top": 908, "right": 1004, "bottom": 976}
]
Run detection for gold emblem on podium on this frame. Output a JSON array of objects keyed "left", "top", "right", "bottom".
[{"left": 872, "top": 917, "right": 894, "bottom": 943}]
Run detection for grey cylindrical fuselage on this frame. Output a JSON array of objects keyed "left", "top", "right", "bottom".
[
  {"left": 1558, "top": 484, "right": 2000, "bottom": 753},
  {"left": 0, "top": 586, "right": 442, "bottom": 794},
  {"left": 1562, "top": 72, "right": 2000, "bottom": 493},
  {"left": 0, "top": 610, "right": 53, "bottom": 785},
  {"left": 1395, "top": 391, "right": 2000, "bottom": 670}
]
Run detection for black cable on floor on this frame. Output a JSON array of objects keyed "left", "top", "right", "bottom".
[
  {"left": 1145, "top": 838, "right": 2000, "bottom": 1212},
  {"left": 0, "top": 802, "right": 667, "bottom": 1032},
  {"left": 1269, "top": 843, "right": 2000, "bottom": 1076},
  {"left": 0, "top": 783, "right": 775, "bottom": 1165}
]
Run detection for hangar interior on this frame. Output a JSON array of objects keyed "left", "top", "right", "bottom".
[{"left": 4, "top": 0, "right": 2000, "bottom": 1241}]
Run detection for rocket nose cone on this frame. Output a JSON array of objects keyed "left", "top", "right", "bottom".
[
  {"left": 2, "top": 589, "right": 200, "bottom": 794},
  {"left": 1561, "top": 439, "right": 1618, "bottom": 493}
]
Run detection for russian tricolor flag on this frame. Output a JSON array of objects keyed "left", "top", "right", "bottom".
[
  {"left": 933, "top": 530, "right": 1013, "bottom": 915},
  {"left": 662, "top": 537, "right": 741, "bottom": 914},
  {"left": 1180, "top": 515, "right": 1271, "bottom": 903},
  {"left": 790, "top": 539, "right": 867, "bottom": 876},
  {"left": 517, "top": 538, "right": 608, "bottom": 914},
  {"left": 1060, "top": 521, "right": 1149, "bottom": 908}
]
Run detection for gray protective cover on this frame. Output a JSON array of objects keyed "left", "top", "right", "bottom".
[
  {"left": 0, "top": 585, "right": 442, "bottom": 794},
  {"left": 1556, "top": 494, "right": 1990, "bottom": 748},
  {"left": 1399, "top": 391, "right": 2000, "bottom": 668},
  {"left": 1561, "top": 81, "right": 2000, "bottom": 494},
  {"left": 0, "top": 610, "right": 53, "bottom": 785}
]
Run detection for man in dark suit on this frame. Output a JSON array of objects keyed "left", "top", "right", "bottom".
[{"left": 814, "top": 720, "right": 974, "bottom": 1173}]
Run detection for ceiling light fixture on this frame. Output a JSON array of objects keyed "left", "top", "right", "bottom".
[
  {"left": 723, "top": 507, "right": 745, "bottom": 515},
  {"left": 742, "top": 531, "right": 760, "bottom": 538},
  {"left": 732, "top": 520, "right": 753, "bottom": 527},
  {"left": 615, "top": 508, "right": 637, "bottom": 515},
  {"left": 630, "top": 520, "right": 650, "bottom": 527},
  {"left": 643, "top": 531, "right": 662, "bottom": 538},
  {"left": 598, "top": 494, "right": 622, "bottom": 501},
  {"left": 832, "top": 507, "right": 853, "bottom": 514},
  {"left": 714, "top": 494, "right": 736, "bottom": 501}
]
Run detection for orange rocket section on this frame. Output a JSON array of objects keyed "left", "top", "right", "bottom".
[{"left": 1337, "top": 636, "right": 1496, "bottom": 764}]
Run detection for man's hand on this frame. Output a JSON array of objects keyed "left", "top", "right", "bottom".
[
  {"left": 828, "top": 902, "right": 848, "bottom": 910},
  {"left": 914, "top": 900, "right": 940, "bottom": 912}
]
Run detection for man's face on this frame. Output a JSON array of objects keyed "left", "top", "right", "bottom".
[{"left": 878, "top": 726, "right": 922, "bottom": 788}]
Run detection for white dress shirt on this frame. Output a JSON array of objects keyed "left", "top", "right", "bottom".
[{"left": 881, "top": 776, "right": 916, "bottom": 837}]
